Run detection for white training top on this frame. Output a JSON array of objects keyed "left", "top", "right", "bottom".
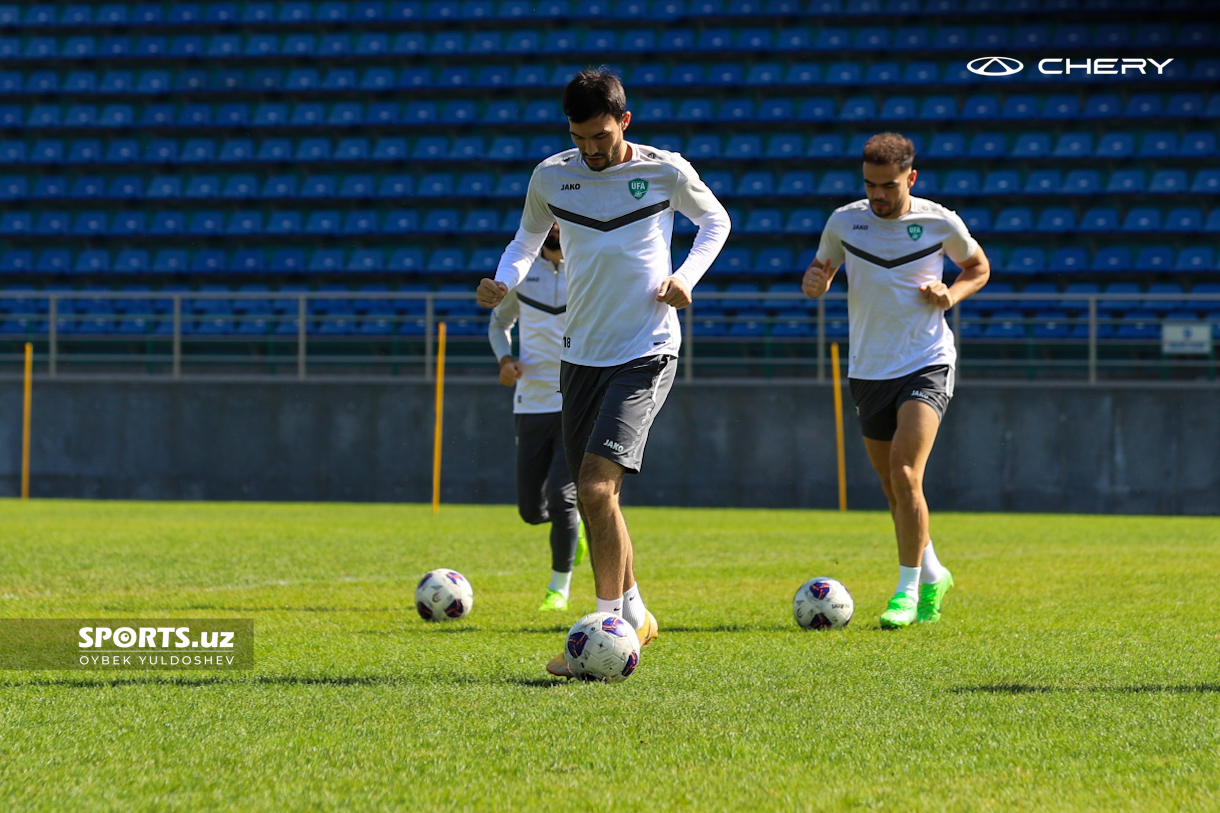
[
  {"left": 494, "top": 142, "right": 731, "bottom": 367},
  {"left": 816, "top": 197, "right": 979, "bottom": 380},
  {"left": 487, "top": 254, "right": 566, "bottom": 414}
]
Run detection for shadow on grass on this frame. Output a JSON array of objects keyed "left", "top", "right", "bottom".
[
  {"left": 165, "top": 606, "right": 403, "bottom": 613},
  {"left": 953, "top": 683, "right": 1220, "bottom": 695}
]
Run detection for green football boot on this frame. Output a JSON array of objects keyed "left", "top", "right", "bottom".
[
  {"left": 879, "top": 594, "right": 918, "bottom": 629},
  {"left": 573, "top": 521, "right": 588, "bottom": 568},
  {"left": 916, "top": 571, "right": 954, "bottom": 624},
  {"left": 537, "top": 590, "right": 569, "bottom": 612}
]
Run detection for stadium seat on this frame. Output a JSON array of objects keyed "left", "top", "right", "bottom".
[
  {"left": 1006, "top": 248, "right": 1045, "bottom": 275},
  {"left": 1011, "top": 133, "right": 1051, "bottom": 157},
  {"left": 1053, "top": 133, "right": 1093, "bottom": 159},
  {"left": 994, "top": 207, "right": 1033, "bottom": 233},
  {"left": 1122, "top": 207, "right": 1161, "bottom": 232},
  {"left": 1061, "top": 170, "right": 1100, "bottom": 195},
  {"left": 1134, "top": 246, "right": 1174, "bottom": 273},
  {"left": 1149, "top": 170, "right": 1189, "bottom": 194},
  {"left": 1106, "top": 170, "right": 1145, "bottom": 193},
  {"left": 1175, "top": 247, "right": 1215, "bottom": 272},
  {"left": 1080, "top": 207, "right": 1120, "bottom": 233},
  {"left": 1096, "top": 133, "right": 1135, "bottom": 158},
  {"left": 1091, "top": 247, "right": 1130, "bottom": 273}
]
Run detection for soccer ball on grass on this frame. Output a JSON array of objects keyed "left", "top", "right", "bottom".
[
  {"left": 792, "top": 577, "right": 853, "bottom": 630},
  {"left": 564, "top": 612, "right": 641, "bottom": 682},
  {"left": 415, "top": 569, "right": 473, "bottom": 621}
]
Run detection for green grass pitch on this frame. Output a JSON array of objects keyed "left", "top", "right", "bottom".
[{"left": 1, "top": 500, "right": 1218, "bottom": 812}]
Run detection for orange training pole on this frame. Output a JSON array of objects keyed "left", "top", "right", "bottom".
[
  {"left": 431, "top": 322, "right": 447, "bottom": 514},
  {"left": 21, "top": 342, "right": 32, "bottom": 500},
  {"left": 830, "top": 342, "right": 847, "bottom": 511}
]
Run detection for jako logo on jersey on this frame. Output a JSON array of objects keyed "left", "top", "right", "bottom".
[
  {"left": 852, "top": 224, "right": 868, "bottom": 230},
  {"left": 966, "top": 56, "right": 1024, "bottom": 76},
  {"left": 560, "top": 183, "right": 580, "bottom": 190},
  {"left": 907, "top": 224, "right": 923, "bottom": 240},
  {"left": 603, "top": 439, "right": 626, "bottom": 453},
  {"left": 628, "top": 179, "right": 649, "bottom": 199},
  {"left": 910, "top": 389, "right": 932, "bottom": 401}
]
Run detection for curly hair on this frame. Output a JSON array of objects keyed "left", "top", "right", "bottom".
[{"left": 862, "top": 132, "right": 916, "bottom": 170}]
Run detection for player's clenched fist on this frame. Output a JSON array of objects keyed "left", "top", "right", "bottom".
[
  {"left": 477, "top": 278, "right": 508, "bottom": 309},
  {"left": 801, "top": 258, "right": 838, "bottom": 299}
]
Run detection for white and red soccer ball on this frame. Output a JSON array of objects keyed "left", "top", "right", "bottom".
[
  {"left": 415, "top": 569, "right": 473, "bottom": 622},
  {"left": 793, "top": 577, "right": 853, "bottom": 630},
  {"left": 564, "top": 612, "right": 641, "bottom": 682}
]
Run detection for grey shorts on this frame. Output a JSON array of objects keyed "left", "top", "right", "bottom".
[
  {"left": 560, "top": 354, "right": 677, "bottom": 478},
  {"left": 848, "top": 365, "right": 955, "bottom": 441}
]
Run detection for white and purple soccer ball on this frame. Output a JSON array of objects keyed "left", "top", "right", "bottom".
[
  {"left": 415, "top": 569, "right": 473, "bottom": 622},
  {"left": 793, "top": 577, "right": 853, "bottom": 630},
  {"left": 564, "top": 612, "right": 641, "bottom": 682}
]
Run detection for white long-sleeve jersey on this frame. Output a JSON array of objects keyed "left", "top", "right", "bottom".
[
  {"left": 488, "top": 254, "right": 566, "bottom": 414},
  {"left": 494, "top": 142, "right": 731, "bottom": 367}
]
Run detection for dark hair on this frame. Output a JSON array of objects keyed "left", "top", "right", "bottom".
[
  {"left": 862, "top": 132, "right": 916, "bottom": 170},
  {"left": 562, "top": 68, "right": 627, "bottom": 123}
]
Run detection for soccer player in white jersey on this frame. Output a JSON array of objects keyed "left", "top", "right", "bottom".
[
  {"left": 802, "top": 132, "right": 991, "bottom": 628},
  {"left": 488, "top": 222, "right": 587, "bottom": 613},
  {"left": 477, "top": 69, "right": 731, "bottom": 676}
]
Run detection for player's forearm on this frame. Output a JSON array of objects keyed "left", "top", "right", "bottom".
[
  {"left": 949, "top": 255, "right": 991, "bottom": 304},
  {"left": 672, "top": 208, "right": 732, "bottom": 288},
  {"left": 488, "top": 324, "right": 513, "bottom": 361},
  {"left": 494, "top": 228, "right": 547, "bottom": 291}
]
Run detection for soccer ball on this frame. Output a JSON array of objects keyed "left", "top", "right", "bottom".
[
  {"left": 564, "top": 612, "right": 641, "bottom": 682},
  {"left": 415, "top": 569, "right": 473, "bottom": 622},
  {"left": 793, "top": 577, "right": 853, "bottom": 630}
]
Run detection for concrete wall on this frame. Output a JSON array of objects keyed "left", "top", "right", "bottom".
[{"left": 1, "top": 378, "right": 1216, "bottom": 514}]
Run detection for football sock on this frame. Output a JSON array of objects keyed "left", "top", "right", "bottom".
[
  {"left": 896, "top": 565, "right": 921, "bottom": 598},
  {"left": 621, "top": 584, "right": 646, "bottom": 629},
  {"left": 919, "top": 540, "right": 948, "bottom": 584},
  {"left": 596, "top": 596, "right": 623, "bottom": 618},
  {"left": 548, "top": 570, "right": 572, "bottom": 598}
]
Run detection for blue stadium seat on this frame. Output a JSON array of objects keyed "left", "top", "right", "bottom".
[
  {"left": 342, "top": 210, "right": 377, "bottom": 236},
  {"left": 70, "top": 177, "right": 105, "bottom": 200},
  {"left": 1006, "top": 248, "right": 1045, "bottom": 275},
  {"left": 816, "top": 172, "right": 855, "bottom": 196},
  {"left": 776, "top": 171, "right": 815, "bottom": 196},
  {"left": 185, "top": 175, "right": 220, "bottom": 198},
  {"left": 33, "top": 177, "right": 67, "bottom": 199},
  {"left": 1165, "top": 207, "right": 1202, "bottom": 232},
  {"left": 1175, "top": 247, "right": 1215, "bottom": 273},
  {"left": 797, "top": 98, "right": 837, "bottom": 121},
  {"left": 1053, "top": 133, "right": 1093, "bottom": 158},
  {"left": 1044, "top": 95, "right": 1081, "bottom": 120},
  {"left": 1091, "top": 247, "right": 1130, "bottom": 273},
  {"left": 1001, "top": 95, "right": 1038, "bottom": 120},
  {"left": 227, "top": 210, "right": 263, "bottom": 235},
  {"left": 1011, "top": 133, "right": 1051, "bottom": 158},
  {"left": 942, "top": 170, "right": 981, "bottom": 196},
  {"left": 1125, "top": 93, "right": 1162, "bottom": 118},
  {"left": 1134, "top": 246, "right": 1174, "bottom": 273},
  {"left": 72, "top": 211, "right": 108, "bottom": 236},
  {"left": 968, "top": 133, "right": 1005, "bottom": 159},
  {"left": 1123, "top": 207, "right": 1162, "bottom": 232},
  {"left": 764, "top": 134, "right": 804, "bottom": 160},
  {"left": 306, "top": 210, "right": 341, "bottom": 235},
  {"left": 188, "top": 211, "right": 225, "bottom": 236},
  {"left": 994, "top": 207, "right": 1033, "bottom": 233},
  {"left": 919, "top": 96, "right": 957, "bottom": 120},
  {"left": 262, "top": 175, "right": 297, "bottom": 197},
  {"left": 34, "top": 212, "right": 69, "bottom": 236},
  {"left": 724, "top": 135, "right": 762, "bottom": 159},
  {"left": 1096, "top": 133, "right": 1134, "bottom": 158},
  {"left": 267, "top": 211, "right": 302, "bottom": 234},
  {"left": 1048, "top": 247, "right": 1087, "bottom": 273},
  {"left": 1149, "top": 170, "right": 1189, "bottom": 194},
  {"left": 112, "top": 211, "right": 147, "bottom": 235},
  {"left": 1076, "top": 92, "right": 1118, "bottom": 118},
  {"left": 1085, "top": 208, "right": 1128, "bottom": 235},
  {"left": 1061, "top": 170, "right": 1101, "bottom": 195},
  {"left": 1191, "top": 169, "right": 1220, "bottom": 194},
  {"left": 927, "top": 133, "right": 965, "bottom": 158},
  {"left": 1138, "top": 132, "right": 1179, "bottom": 158},
  {"left": 1106, "top": 169, "right": 1145, "bottom": 193}
]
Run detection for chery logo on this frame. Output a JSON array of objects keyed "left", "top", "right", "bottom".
[
  {"left": 968, "top": 56, "right": 1174, "bottom": 77},
  {"left": 967, "top": 56, "right": 1024, "bottom": 76}
]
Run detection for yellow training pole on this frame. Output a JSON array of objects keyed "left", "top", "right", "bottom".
[
  {"left": 21, "top": 342, "right": 32, "bottom": 500},
  {"left": 431, "top": 321, "right": 447, "bottom": 514},
  {"left": 830, "top": 342, "right": 847, "bottom": 512}
]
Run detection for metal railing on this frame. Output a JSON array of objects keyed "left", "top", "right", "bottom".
[{"left": 1, "top": 290, "right": 1217, "bottom": 383}]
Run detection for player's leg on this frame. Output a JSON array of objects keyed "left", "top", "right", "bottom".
[
  {"left": 514, "top": 414, "right": 552, "bottom": 527},
  {"left": 539, "top": 415, "right": 580, "bottom": 612},
  {"left": 870, "top": 399, "right": 941, "bottom": 627}
]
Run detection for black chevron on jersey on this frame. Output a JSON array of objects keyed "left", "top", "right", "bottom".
[
  {"left": 548, "top": 201, "right": 671, "bottom": 232},
  {"left": 842, "top": 239, "right": 944, "bottom": 269},
  {"left": 515, "top": 293, "right": 567, "bottom": 315}
]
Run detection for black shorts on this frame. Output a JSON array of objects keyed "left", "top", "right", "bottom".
[
  {"left": 848, "top": 365, "right": 955, "bottom": 441},
  {"left": 560, "top": 354, "right": 677, "bottom": 478}
]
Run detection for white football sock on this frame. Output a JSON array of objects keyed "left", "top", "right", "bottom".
[
  {"left": 919, "top": 540, "right": 948, "bottom": 584},
  {"left": 595, "top": 595, "right": 623, "bottom": 618},
  {"left": 896, "top": 565, "right": 920, "bottom": 598},
  {"left": 621, "top": 584, "right": 646, "bottom": 629},
  {"left": 548, "top": 570, "right": 572, "bottom": 598}
]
